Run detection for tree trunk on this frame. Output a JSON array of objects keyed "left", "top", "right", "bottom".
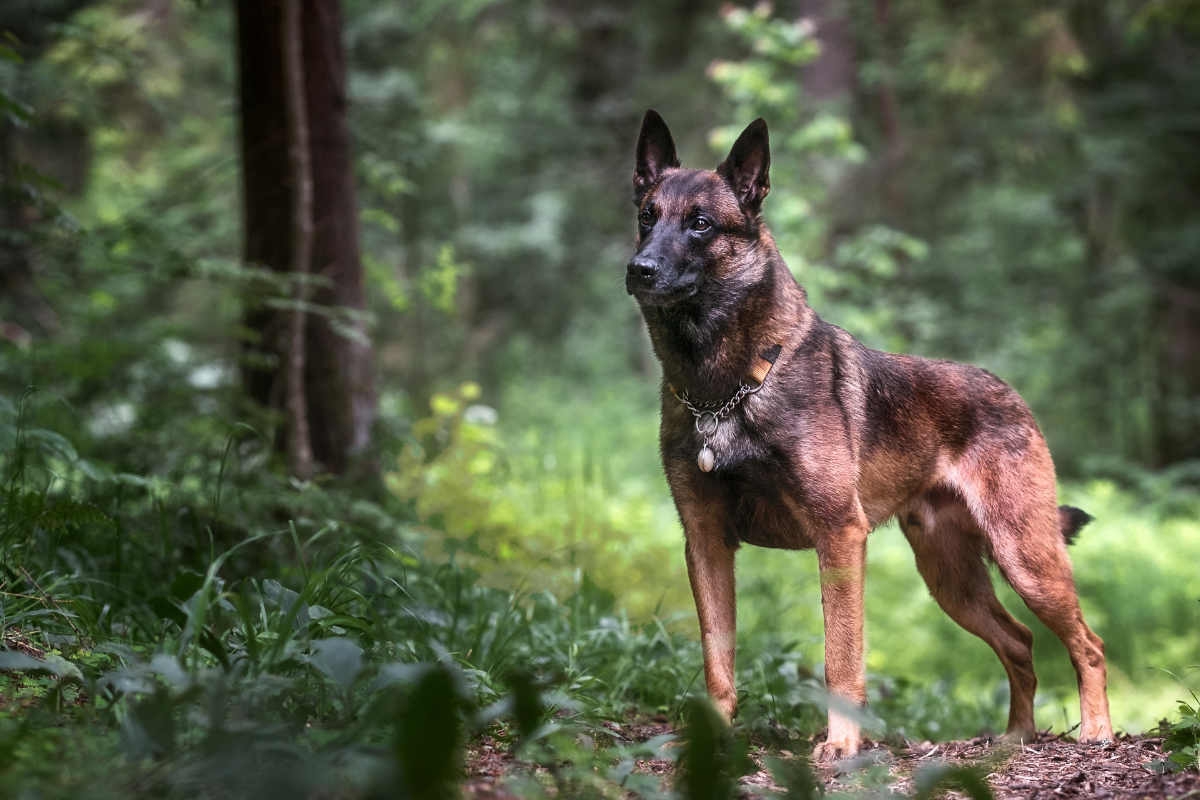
[
  {"left": 0, "top": 0, "right": 96, "bottom": 342},
  {"left": 235, "top": 0, "right": 377, "bottom": 476},
  {"left": 281, "top": 0, "right": 314, "bottom": 480},
  {"left": 872, "top": 0, "right": 904, "bottom": 216},
  {"left": 0, "top": 120, "right": 60, "bottom": 341},
  {"left": 793, "top": 0, "right": 856, "bottom": 103}
]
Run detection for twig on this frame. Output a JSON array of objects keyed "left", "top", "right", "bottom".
[
  {"left": 1045, "top": 722, "right": 1082, "bottom": 742},
  {"left": 916, "top": 744, "right": 941, "bottom": 760}
]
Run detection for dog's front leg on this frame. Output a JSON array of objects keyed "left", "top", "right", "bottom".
[
  {"left": 813, "top": 516, "right": 869, "bottom": 762},
  {"left": 683, "top": 519, "right": 738, "bottom": 721}
]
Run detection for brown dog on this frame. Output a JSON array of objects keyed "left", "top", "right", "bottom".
[{"left": 625, "top": 110, "right": 1114, "bottom": 761}]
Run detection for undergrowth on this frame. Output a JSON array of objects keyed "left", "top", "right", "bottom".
[
  {"left": 0, "top": 391, "right": 764, "bottom": 797},
  {"left": 2, "top": 384, "right": 1197, "bottom": 796},
  {"left": 0, "top": 381, "right": 997, "bottom": 799},
  {"left": 1155, "top": 673, "right": 1200, "bottom": 774}
]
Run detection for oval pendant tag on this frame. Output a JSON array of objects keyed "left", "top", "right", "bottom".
[{"left": 697, "top": 445, "right": 716, "bottom": 473}]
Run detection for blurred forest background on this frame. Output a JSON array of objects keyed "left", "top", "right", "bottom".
[{"left": 1, "top": 0, "right": 1198, "bottom": 796}]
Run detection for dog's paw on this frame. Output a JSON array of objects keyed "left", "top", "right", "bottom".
[
  {"left": 812, "top": 734, "right": 860, "bottom": 763},
  {"left": 1079, "top": 722, "right": 1115, "bottom": 744}
]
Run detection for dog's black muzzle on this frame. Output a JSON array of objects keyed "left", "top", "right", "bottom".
[
  {"left": 625, "top": 254, "right": 661, "bottom": 295},
  {"left": 627, "top": 242, "right": 699, "bottom": 306}
]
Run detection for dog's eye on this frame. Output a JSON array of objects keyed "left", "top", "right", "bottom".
[
  {"left": 638, "top": 209, "right": 655, "bottom": 229},
  {"left": 692, "top": 216, "right": 713, "bottom": 233}
]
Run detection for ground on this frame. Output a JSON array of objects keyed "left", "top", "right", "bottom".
[{"left": 464, "top": 721, "right": 1200, "bottom": 799}]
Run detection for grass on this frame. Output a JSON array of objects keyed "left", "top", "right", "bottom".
[
  {"left": 483, "top": 375, "right": 1200, "bottom": 737},
  {"left": 0, "top": 381, "right": 1197, "bottom": 796}
]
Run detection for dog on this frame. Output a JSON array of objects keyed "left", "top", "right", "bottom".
[{"left": 625, "top": 110, "right": 1114, "bottom": 761}]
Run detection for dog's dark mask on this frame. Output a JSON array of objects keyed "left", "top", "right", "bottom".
[{"left": 626, "top": 110, "right": 771, "bottom": 307}]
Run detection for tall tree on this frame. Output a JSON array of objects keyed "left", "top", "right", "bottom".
[
  {"left": 0, "top": 0, "right": 95, "bottom": 340},
  {"left": 235, "top": 0, "right": 377, "bottom": 476}
]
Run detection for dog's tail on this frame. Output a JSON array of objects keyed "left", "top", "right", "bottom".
[{"left": 1058, "top": 505, "right": 1094, "bottom": 545}]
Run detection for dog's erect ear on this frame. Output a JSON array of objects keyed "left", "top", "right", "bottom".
[
  {"left": 634, "top": 109, "right": 679, "bottom": 205},
  {"left": 717, "top": 118, "right": 770, "bottom": 213}
]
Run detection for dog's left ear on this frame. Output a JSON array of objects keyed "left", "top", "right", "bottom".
[{"left": 717, "top": 118, "right": 770, "bottom": 213}]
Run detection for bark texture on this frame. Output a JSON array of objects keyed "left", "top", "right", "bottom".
[
  {"left": 281, "top": 0, "right": 315, "bottom": 479},
  {"left": 236, "top": 0, "right": 376, "bottom": 475}
]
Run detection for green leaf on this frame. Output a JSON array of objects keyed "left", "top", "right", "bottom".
[
  {"left": 390, "top": 663, "right": 465, "bottom": 800},
  {"left": 913, "top": 762, "right": 996, "bottom": 800},
  {"left": 766, "top": 755, "right": 823, "bottom": 799},
  {"left": 148, "top": 654, "right": 192, "bottom": 691},
  {"left": 0, "top": 651, "right": 83, "bottom": 682},
  {"left": 506, "top": 669, "right": 544, "bottom": 752},
  {"left": 21, "top": 428, "right": 78, "bottom": 463},
  {"left": 677, "top": 696, "right": 751, "bottom": 800},
  {"left": 0, "top": 92, "right": 33, "bottom": 123},
  {"left": 120, "top": 689, "right": 176, "bottom": 760},
  {"left": 306, "top": 638, "right": 363, "bottom": 690}
]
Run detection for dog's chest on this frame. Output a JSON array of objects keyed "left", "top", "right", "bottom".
[
  {"left": 674, "top": 396, "right": 769, "bottom": 472},
  {"left": 665, "top": 393, "right": 816, "bottom": 550}
]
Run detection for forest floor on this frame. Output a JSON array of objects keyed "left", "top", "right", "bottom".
[{"left": 463, "top": 721, "right": 1200, "bottom": 799}]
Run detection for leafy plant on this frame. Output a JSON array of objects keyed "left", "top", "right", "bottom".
[
  {"left": 911, "top": 762, "right": 996, "bottom": 800},
  {"left": 1154, "top": 678, "right": 1200, "bottom": 773}
]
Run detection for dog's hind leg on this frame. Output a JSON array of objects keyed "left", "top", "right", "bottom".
[
  {"left": 984, "top": 511, "right": 1113, "bottom": 741},
  {"left": 900, "top": 494, "right": 1038, "bottom": 740},
  {"left": 955, "top": 451, "right": 1114, "bottom": 743}
]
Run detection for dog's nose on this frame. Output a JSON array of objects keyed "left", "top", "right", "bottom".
[{"left": 627, "top": 255, "right": 659, "bottom": 285}]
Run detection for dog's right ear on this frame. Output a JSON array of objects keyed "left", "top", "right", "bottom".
[{"left": 634, "top": 109, "right": 679, "bottom": 205}]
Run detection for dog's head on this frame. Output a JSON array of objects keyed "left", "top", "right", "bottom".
[{"left": 626, "top": 110, "right": 771, "bottom": 307}]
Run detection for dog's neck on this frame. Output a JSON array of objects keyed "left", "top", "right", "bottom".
[{"left": 644, "top": 242, "right": 812, "bottom": 401}]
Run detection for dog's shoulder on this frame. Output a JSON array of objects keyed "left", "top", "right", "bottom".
[{"left": 859, "top": 346, "right": 1039, "bottom": 456}]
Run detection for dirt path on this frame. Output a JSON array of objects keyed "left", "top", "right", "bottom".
[
  {"left": 852, "top": 733, "right": 1200, "bottom": 799},
  {"left": 465, "top": 723, "right": 1200, "bottom": 798}
]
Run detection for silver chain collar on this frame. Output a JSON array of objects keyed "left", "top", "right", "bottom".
[{"left": 671, "top": 381, "right": 764, "bottom": 472}]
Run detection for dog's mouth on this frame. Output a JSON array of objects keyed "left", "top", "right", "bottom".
[{"left": 626, "top": 277, "right": 700, "bottom": 307}]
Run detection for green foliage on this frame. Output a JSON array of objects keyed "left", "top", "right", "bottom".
[
  {"left": 1153, "top": 677, "right": 1200, "bottom": 774},
  {"left": 852, "top": 0, "right": 1200, "bottom": 469},
  {"left": 390, "top": 664, "right": 468, "bottom": 798},
  {"left": 911, "top": 762, "right": 995, "bottom": 800},
  {"left": 0, "top": 406, "right": 1045, "bottom": 797},
  {"left": 3, "top": 0, "right": 1200, "bottom": 796},
  {"left": 765, "top": 753, "right": 823, "bottom": 800},
  {"left": 0, "top": 403, "right": 692, "bottom": 794},
  {"left": 386, "top": 379, "right": 688, "bottom": 617},
  {"left": 708, "top": 3, "right": 925, "bottom": 346},
  {"left": 677, "top": 697, "right": 752, "bottom": 800}
]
